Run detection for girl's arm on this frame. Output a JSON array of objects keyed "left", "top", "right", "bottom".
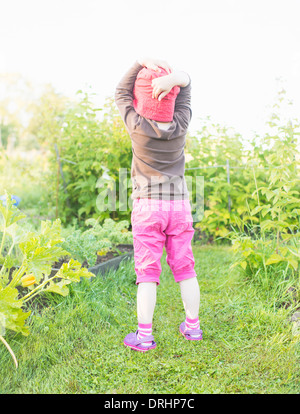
[
  {"left": 115, "top": 61, "right": 143, "bottom": 133},
  {"left": 151, "top": 71, "right": 190, "bottom": 101},
  {"left": 151, "top": 71, "right": 192, "bottom": 129},
  {"left": 173, "top": 73, "right": 192, "bottom": 129}
]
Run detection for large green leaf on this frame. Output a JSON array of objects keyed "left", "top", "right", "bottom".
[
  {"left": 26, "top": 245, "right": 68, "bottom": 281},
  {"left": 19, "top": 220, "right": 70, "bottom": 282},
  {"left": 0, "top": 287, "right": 30, "bottom": 336},
  {"left": 44, "top": 279, "right": 71, "bottom": 296},
  {"left": 55, "top": 258, "right": 94, "bottom": 282},
  {"left": 265, "top": 253, "right": 283, "bottom": 266}
]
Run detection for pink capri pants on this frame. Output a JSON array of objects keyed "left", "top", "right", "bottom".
[{"left": 131, "top": 198, "right": 197, "bottom": 285}]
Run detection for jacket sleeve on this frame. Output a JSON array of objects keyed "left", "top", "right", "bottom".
[
  {"left": 174, "top": 77, "right": 192, "bottom": 130},
  {"left": 115, "top": 61, "right": 143, "bottom": 134}
]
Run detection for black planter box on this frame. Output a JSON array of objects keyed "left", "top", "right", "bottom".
[
  {"left": 87, "top": 250, "right": 134, "bottom": 278},
  {"left": 52, "top": 244, "right": 134, "bottom": 280}
]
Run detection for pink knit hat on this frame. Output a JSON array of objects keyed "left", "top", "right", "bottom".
[{"left": 133, "top": 67, "right": 180, "bottom": 122}]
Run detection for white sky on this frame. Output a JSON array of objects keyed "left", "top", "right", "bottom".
[{"left": 1, "top": 0, "right": 300, "bottom": 138}]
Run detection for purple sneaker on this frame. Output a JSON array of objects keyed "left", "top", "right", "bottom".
[
  {"left": 124, "top": 330, "right": 157, "bottom": 352},
  {"left": 179, "top": 322, "right": 203, "bottom": 341}
]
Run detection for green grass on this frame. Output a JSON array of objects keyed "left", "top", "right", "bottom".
[{"left": 0, "top": 246, "right": 299, "bottom": 394}]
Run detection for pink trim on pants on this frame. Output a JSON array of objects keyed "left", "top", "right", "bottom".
[{"left": 131, "top": 198, "right": 197, "bottom": 285}]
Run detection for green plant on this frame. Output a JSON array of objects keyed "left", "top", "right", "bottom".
[
  {"left": 228, "top": 91, "right": 300, "bottom": 303},
  {"left": 53, "top": 94, "right": 132, "bottom": 225},
  {"left": 60, "top": 230, "right": 112, "bottom": 268},
  {"left": 0, "top": 191, "right": 94, "bottom": 368},
  {"left": 185, "top": 119, "right": 268, "bottom": 240},
  {"left": 61, "top": 217, "right": 133, "bottom": 267},
  {"left": 85, "top": 217, "right": 133, "bottom": 245}
]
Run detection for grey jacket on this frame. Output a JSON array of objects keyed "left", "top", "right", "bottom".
[{"left": 115, "top": 61, "right": 192, "bottom": 200}]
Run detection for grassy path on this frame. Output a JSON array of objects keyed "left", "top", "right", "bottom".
[{"left": 0, "top": 246, "right": 298, "bottom": 393}]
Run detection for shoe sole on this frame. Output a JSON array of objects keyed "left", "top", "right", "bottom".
[
  {"left": 179, "top": 326, "right": 203, "bottom": 341},
  {"left": 123, "top": 341, "right": 157, "bottom": 352}
]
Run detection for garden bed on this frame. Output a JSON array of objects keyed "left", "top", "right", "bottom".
[{"left": 51, "top": 243, "right": 134, "bottom": 277}]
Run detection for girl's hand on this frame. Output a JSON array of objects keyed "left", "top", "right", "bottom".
[
  {"left": 151, "top": 74, "right": 175, "bottom": 101},
  {"left": 137, "top": 57, "right": 172, "bottom": 74},
  {"left": 151, "top": 71, "right": 189, "bottom": 101}
]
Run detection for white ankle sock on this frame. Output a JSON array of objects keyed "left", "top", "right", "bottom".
[
  {"left": 137, "top": 282, "right": 157, "bottom": 346},
  {"left": 179, "top": 277, "right": 200, "bottom": 337}
]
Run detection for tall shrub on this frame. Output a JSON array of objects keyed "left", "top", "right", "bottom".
[
  {"left": 57, "top": 94, "right": 132, "bottom": 225},
  {"left": 185, "top": 119, "right": 269, "bottom": 239},
  {"left": 229, "top": 89, "right": 300, "bottom": 304}
]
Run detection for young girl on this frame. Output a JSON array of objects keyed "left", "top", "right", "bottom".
[{"left": 115, "top": 57, "right": 202, "bottom": 352}]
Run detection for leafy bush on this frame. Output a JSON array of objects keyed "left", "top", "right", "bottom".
[
  {"left": 61, "top": 218, "right": 133, "bottom": 268},
  {"left": 228, "top": 98, "right": 300, "bottom": 304},
  {"left": 54, "top": 94, "right": 132, "bottom": 225},
  {"left": 185, "top": 120, "right": 269, "bottom": 240},
  {"left": 186, "top": 89, "right": 300, "bottom": 242}
]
